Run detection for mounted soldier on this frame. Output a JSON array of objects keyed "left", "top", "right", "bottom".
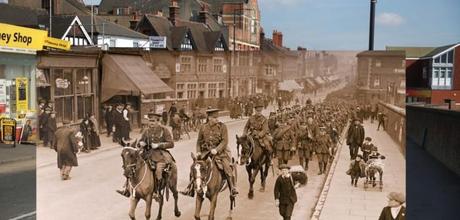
[
  {"left": 117, "top": 113, "right": 176, "bottom": 200},
  {"left": 243, "top": 101, "right": 273, "bottom": 158},
  {"left": 182, "top": 109, "right": 238, "bottom": 197}
]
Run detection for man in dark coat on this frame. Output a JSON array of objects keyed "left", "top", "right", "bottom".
[
  {"left": 53, "top": 121, "right": 83, "bottom": 180},
  {"left": 346, "top": 119, "right": 365, "bottom": 160},
  {"left": 112, "top": 104, "right": 124, "bottom": 143},
  {"left": 274, "top": 164, "right": 298, "bottom": 220},
  {"left": 378, "top": 192, "right": 406, "bottom": 220},
  {"left": 104, "top": 105, "right": 114, "bottom": 137},
  {"left": 377, "top": 112, "right": 386, "bottom": 131},
  {"left": 45, "top": 111, "right": 57, "bottom": 148}
]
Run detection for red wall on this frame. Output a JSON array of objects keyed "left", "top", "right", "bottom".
[
  {"left": 431, "top": 90, "right": 460, "bottom": 104},
  {"left": 454, "top": 46, "right": 460, "bottom": 90}
]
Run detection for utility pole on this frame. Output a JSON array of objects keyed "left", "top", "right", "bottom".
[
  {"left": 91, "top": 0, "right": 94, "bottom": 41},
  {"left": 49, "top": 0, "right": 52, "bottom": 37},
  {"left": 369, "top": 0, "right": 377, "bottom": 51}
]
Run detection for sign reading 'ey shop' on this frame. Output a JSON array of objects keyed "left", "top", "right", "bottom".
[{"left": 0, "top": 23, "right": 48, "bottom": 50}]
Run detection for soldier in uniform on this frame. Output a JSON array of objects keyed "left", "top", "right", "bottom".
[
  {"left": 315, "top": 127, "right": 332, "bottom": 175},
  {"left": 268, "top": 112, "right": 278, "bottom": 136},
  {"left": 243, "top": 102, "right": 273, "bottom": 156},
  {"left": 297, "top": 116, "right": 317, "bottom": 170},
  {"left": 117, "top": 114, "right": 175, "bottom": 199},
  {"left": 182, "top": 109, "right": 238, "bottom": 197},
  {"left": 273, "top": 118, "right": 296, "bottom": 165}
]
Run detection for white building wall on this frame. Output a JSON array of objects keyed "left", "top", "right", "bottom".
[{"left": 97, "top": 35, "right": 150, "bottom": 48}]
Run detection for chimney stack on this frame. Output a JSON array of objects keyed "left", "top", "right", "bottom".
[
  {"left": 369, "top": 0, "right": 377, "bottom": 50},
  {"left": 169, "top": 0, "right": 179, "bottom": 26},
  {"left": 272, "top": 30, "right": 283, "bottom": 47}
]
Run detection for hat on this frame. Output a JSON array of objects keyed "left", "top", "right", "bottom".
[
  {"left": 387, "top": 192, "right": 405, "bottom": 204},
  {"left": 206, "top": 108, "right": 220, "bottom": 117},
  {"left": 278, "top": 164, "right": 290, "bottom": 170},
  {"left": 365, "top": 137, "right": 372, "bottom": 141}
]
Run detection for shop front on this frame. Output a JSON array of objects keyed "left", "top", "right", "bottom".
[{"left": 36, "top": 50, "right": 100, "bottom": 127}]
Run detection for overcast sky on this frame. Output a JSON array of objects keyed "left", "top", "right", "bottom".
[{"left": 83, "top": 0, "right": 460, "bottom": 50}]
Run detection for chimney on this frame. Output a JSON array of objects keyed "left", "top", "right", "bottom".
[
  {"left": 53, "top": 0, "right": 61, "bottom": 15},
  {"left": 272, "top": 30, "right": 283, "bottom": 47},
  {"left": 369, "top": 0, "right": 377, "bottom": 50},
  {"left": 169, "top": 0, "right": 179, "bottom": 26},
  {"left": 279, "top": 31, "right": 283, "bottom": 47},
  {"left": 198, "top": 4, "right": 208, "bottom": 24}
]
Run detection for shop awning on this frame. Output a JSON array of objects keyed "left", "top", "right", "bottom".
[
  {"left": 278, "top": 80, "right": 303, "bottom": 92},
  {"left": 101, "top": 54, "right": 173, "bottom": 102}
]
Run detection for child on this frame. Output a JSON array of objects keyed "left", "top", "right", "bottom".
[
  {"left": 346, "top": 154, "right": 366, "bottom": 187},
  {"left": 361, "top": 137, "right": 374, "bottom": 162}
]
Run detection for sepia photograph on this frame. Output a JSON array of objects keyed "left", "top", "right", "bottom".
[{"left": 0, "top": 0, "right": 459, "bottom": 220}]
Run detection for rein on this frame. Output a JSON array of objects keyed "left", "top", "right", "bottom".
[{"left": 126, "top": 160, "right": 149, "bottom": 200}]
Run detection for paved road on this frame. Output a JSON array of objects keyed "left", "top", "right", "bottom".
[{"left": 0, "top": 159, "right": 36, "bottom": 220}]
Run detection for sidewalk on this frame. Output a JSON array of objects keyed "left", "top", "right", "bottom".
[
  {"left": 0, "top": 143, "right": 36, "bottom": 164},
  {"left": 315, "top": 120, "right": 406, "bottom": 220}
]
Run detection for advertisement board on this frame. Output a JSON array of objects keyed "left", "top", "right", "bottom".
[{"left": 15, "top": 77, "right": 28, "bottom": 113}]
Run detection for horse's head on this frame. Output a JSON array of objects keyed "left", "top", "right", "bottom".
[
  {"left": 236, "top": 135, "right": 253, "bottom": 165},
  {"left": 190, "top": 153, "right": 212, "bottom": 195},
  {"left": 120, "top": 139, "right": 140, "bottom": 178}
]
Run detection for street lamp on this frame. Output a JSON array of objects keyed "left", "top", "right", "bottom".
[
  {"left": 229, "top": 7, "right": 255, "bottom": 98},
  {"left": 79, "top": 75, "right": 89, "bottom": 119}
]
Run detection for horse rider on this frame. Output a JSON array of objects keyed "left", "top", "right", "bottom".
[
  {"left": 243, "top": 101, "right": 274, "bottom": 158},
  {"left": 117, "top": 113, "right": 175, "bottom": 200},
  {"left": 181, "top": 109, "right": 238, "bottom": 197}
]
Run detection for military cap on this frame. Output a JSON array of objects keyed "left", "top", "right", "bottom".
[
  {"left": 387, "top": 192, "right": 405, "bottom": 204},
  {"left": 206, "top": 108, "right": 220, "bottom": 117},
  {"left": 365, "top": 137, "right": 372, "bottom": 141},
  {"left": 278, "top": 164, "right": 290, "bottom": 170}
]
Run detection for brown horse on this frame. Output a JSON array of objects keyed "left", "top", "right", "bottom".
[
  {"left": 235, "top": 135, "right": 271, "bottom": 199},
  {"left": 190, "top": 153, "right": 236, "bottom": 220},
  {"left": 121, "top": 141, "right": 181, "bottom": 220}
]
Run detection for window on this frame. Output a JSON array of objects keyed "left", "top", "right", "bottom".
[
  {"left": 177, "top": 92, "right": 184, "bottom": 99},
  {"left": 133, "top": 41, "right": 139, "bottom": 47},
  {"left": 208, "top": 83, "right": 217, "bottom": 98},
  {"left": 265, "top": 65, "right": 275, "bottom": 76},
  {"left": 434, "top": 57, "right": 440, "bottom": 63},
  {"left": 218, "top": 83, "right": 225, "bottom": 89},
  {"left": 110, "top": 39, "right": 116, "bottom": 47},
  {"left": 199, "top": 83, "right": 206, "bottom": 90},
  {"left": 181, "top": 32, "right": 193, "bottom": 51},
  {"left": 198, "top": 57, "right": 207, "bottom": 73},
  {"left": 180, "top": 56, "right": 192, "bottom": 73},
  {"left": 441, "top": 53, "right": 447, "bottom": 63},
  {"left": 213, "top": 58, "right": 223, "bottom": 73},
  {"left": 373, "top": 77, "right": 380, "bottom": 87},
  {"left": 448, "top": 50, "right": 454, "bottom": 64},
  {"left": 176, "top": 83, "right": 185, "bottom": 90},
  {"left": 215, "top": 37, "right": 225, "bottom": 51},
  {"left": 187, "top": 83, "right": 197, "bottom": 99}
]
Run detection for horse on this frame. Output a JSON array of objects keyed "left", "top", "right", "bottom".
[
  {"left": 235, "top": 134, "right": 271, "bottom": 199},
  {"left": 120, "top": 140, "right": 181, "bottom": 220},
  {"left": 190, "top": 152, "right": 236, "bottom": 220}
]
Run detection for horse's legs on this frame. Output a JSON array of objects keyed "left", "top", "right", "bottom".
[
  {"left": 129, "top": 197, "right": 140, "bottom": 220},
  {"left": 169, "top": 177, "right": 181, "bottom": 217},
  {"left": 156, "top": 196, "right": 163, "bottom": 220},
  {"left": 145, "top": 195, "right": 152, "bottom": 220},
  {"left": 208, "top": 193, "right": 219, "bottom": 220},
  {"left": 194, "top": 196, "right": 204, "bottom": 220},
  {"left": 246, "top": 165, "right": 254, "bottom": 199}
]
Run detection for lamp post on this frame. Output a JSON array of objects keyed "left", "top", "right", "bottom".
[
  {"left": 79, "top": 75, "right": 89, "bottom": 118},
  {"left": 229, "top": 7, "right": 255, "bottom": 98}
]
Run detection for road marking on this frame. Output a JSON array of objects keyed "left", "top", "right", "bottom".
[{"left": 8, "top": 211, "right": 36, "bottom": 220}]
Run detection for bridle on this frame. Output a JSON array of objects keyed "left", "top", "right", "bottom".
[
  {"left": 193, "top": 159, "right": 214, "bottom": 197},
  {"left": 121, "top": 147, "right": 148, "bottom": 199},
  {"left": 239, "top": 135, "right": 255, "bottom": 165}
]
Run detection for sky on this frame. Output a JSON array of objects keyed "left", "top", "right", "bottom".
[
  {"left": 259, "top": 0, "right": 460, "bottom": 50},
  {"left": 83, "top": 0, "right": 460, "bottom": 50}
]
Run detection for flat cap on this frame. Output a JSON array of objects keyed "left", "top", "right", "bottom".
[
  {"left": 278, "top": 164, "right": 290, "bottom": 170},
  {"left": 387, "top": 192, "right": 405, "bottom": 204}
]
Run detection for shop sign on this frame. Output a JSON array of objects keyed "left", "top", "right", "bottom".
[
  {"left": 0, "top": 23, "right": 47, "bottom": 50},
  {"left": 15, "top": 78, "right": 28, "bottom": 113},
  {"left": 1, "top": 118, "right": 16, "bottom": 142},
  {"left": 149, "top": 36, "right": 167, "bottom": 49},
  {"left": 55, "top": 78, "right": 70, "bottom": 89},
  {"left": 0, "top": 23, "right": 71, "bottom": 51}
]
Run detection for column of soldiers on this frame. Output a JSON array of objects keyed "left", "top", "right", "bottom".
[{"left": 229, "top": 94, "right": 272, "bottom": 119}]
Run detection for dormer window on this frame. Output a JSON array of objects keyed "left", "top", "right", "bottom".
[
  {"left": 215, "top": 37, "right": 225, "bottom": 51},
  {"left": 181, "top": 32, "right": 193, "bottom": 51}
]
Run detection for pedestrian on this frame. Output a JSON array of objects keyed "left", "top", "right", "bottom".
[
  {"left": 346, "top": 118, "right": 365, "bottom": 160},
  {"left": 112, "top": 103, "right": 124, "bottom": 143},
  {"left": 89, "top": 113, "right": 101, "bottom": 149},
  {"left": 377, "top": 112, "right": 386, "bottom": 131},
  {"left": 20, "top": 119, "right": 33, "bottom": 142},
  {"left": 361, "top": 137, "right": 374, "bottom": 162},
  {"left": 80, "top": 117, "right": 93, "bottom": 152},
  {"left": 168, "top": 102, "right": 177, "bottom": 126},
  {"left": 123, "top": 104, "right": 131, "bottom": 140},
  {"left": 45, "top": 111, "right": 57, "bottom": 148},
  {"left": 171, "top": 112, "right": 181, "bottom": 141},
  {"left": 274, "top": 164, "right": 298, "bottom": 220},
  {"left": 53, "top": 120, "right": 83, "bottom": 180},
  {"left": 378, "top": 192, "right": 406, "bottom": 220},
  {"left": 104, "top": 105, "right": 114, "bottom": 137},
  {"left": 346, "top": 154, "right": 366, "bottom": 187}
]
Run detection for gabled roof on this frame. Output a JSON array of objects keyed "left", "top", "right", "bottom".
[
  {"left": 38, "top": 15, "right": 77, "bottom": 38},
  {"left": 79, "top": 16, "right": 148, "bottom": 39},
  {"left": 0, "top": 3, "right": 47, "bottom": 28},
  {"left": 204, "top": 31, "right": 226, "bottom": 51},
  {"left": 386, "top": 43, "right": 460, "bottom": 59}
]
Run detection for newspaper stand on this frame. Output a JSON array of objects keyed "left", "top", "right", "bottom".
[{"left": 1, "top": 118, "right": 17, "bottom": 148}]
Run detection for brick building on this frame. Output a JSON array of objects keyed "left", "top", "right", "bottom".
[
  {"left": 356, "top": 50, "right": 406, "bottom": 107},
  {"left": 388, "top": 43, "right": 460, "bottom": 105}
]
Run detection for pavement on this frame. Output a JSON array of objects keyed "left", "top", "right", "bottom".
[
  {"left": 406, "top": 138, "right": 460, "bottom": 220},
  {"left": 0, "top": 143, "right": 36, "bottom": 165},
  {"left": 316, "top": 120, "right": 406, "bottom": 220}
]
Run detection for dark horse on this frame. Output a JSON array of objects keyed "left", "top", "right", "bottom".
[
  {"left": 235, "top": 135, "right": 271, "bottom": 199},
  {"left": 190, "top": 152, "right": 236, "bottom": 220},
  {"left": 120, "top": 140, "right": 181, "bottom": 220}
]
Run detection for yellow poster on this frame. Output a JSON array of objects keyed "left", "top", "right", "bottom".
[
  {"left": 15, "top": 78, "right": 28, "bottom": 113},
  {"left": 0, "top": 23, "right": 48, "bottom": 50}
]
